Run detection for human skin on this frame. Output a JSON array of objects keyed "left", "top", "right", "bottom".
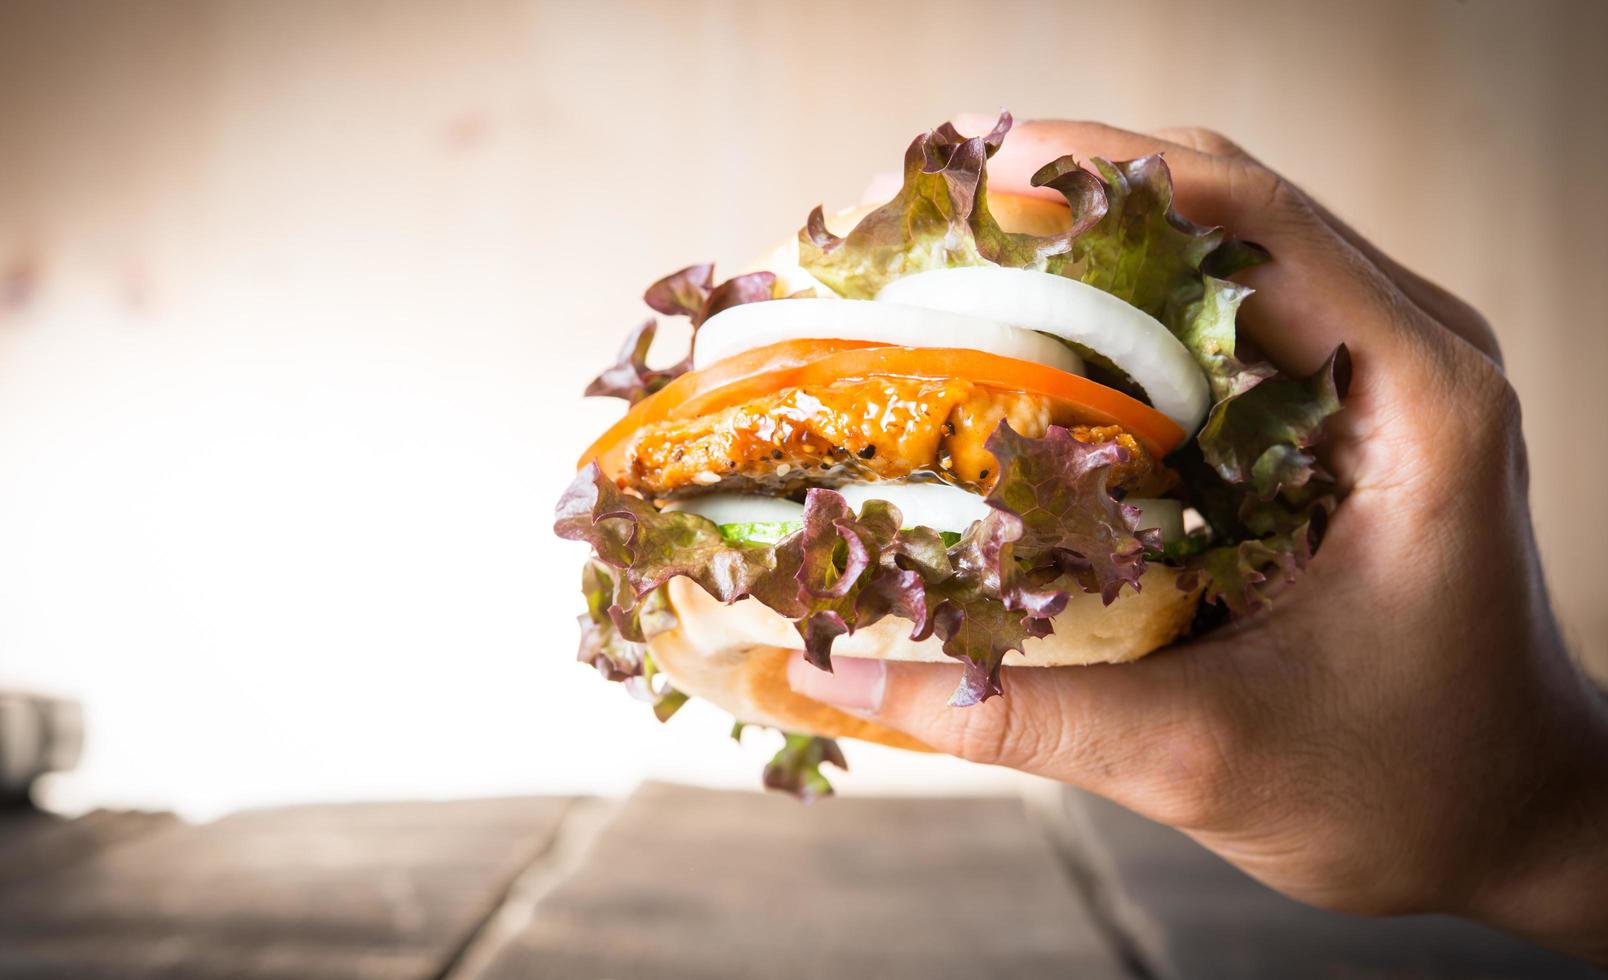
[{"left": 786, "top": 118, "right": 1608, "bottom": 964}]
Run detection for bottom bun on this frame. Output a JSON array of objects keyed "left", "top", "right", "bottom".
[{"left": 649, "top": 569, "right": 1201, "bottom": 750}]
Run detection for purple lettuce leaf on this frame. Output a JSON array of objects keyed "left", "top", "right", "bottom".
[
  {"left": 586, "top": 265, "right": 776, "bottom": 404},
  {"left": 800, "top": 115, "right": 1010, "bottom": 298},
  {"left": 763, "top": 732, "right": 848, "bottom": 802},
  {"left": 1044, "top": 154, "right": 1229, "bottom": 318},
  {"left": 583, "top": 319, "right": 683, "bottom": 403},
  {"left": 555, "top": 462, "right": 777, "bottom": 601},
  {"left": 576, "top": 558, "right": 674, "bottom": 681},
  {"left": 983, "top": 422, "right": 1158, "bottom": 603},
  {"left": 642, "top": 263, "right": 715, "bottom": 320},
  {"left": 1180, "top": 519, "right": 1317, "bottom": 617},
  {"left": 772, "top": 491, "right": 911, "bottom": 670},
  {"left": 577, "top": 559, "right": 689, "bottom": 720},
  {"left": 644, "top": 264, "right": 776, "bottom": 328}
]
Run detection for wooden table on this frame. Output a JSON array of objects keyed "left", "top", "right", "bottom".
[{"left": 0, "top": 783, "right": 1594, "bottom": 979}]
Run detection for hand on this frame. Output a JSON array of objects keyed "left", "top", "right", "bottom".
[{"left": 788, "top": 119, "right": 1608, "bottom": 964}]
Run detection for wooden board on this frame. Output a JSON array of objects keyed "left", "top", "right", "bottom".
[
  {"left": 2, "top": 785, "right": 1598, "bottom": 978},
  {"left": 473, "top": 782, "right": 1128, "bottom": 980},
  {"left": 0, "top": 798, "right": 572, "bottom": 980},
  {"left": 1052, "top": 788, "right": 1601, "bottom": 980}
]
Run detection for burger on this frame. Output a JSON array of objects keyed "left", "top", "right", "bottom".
[{"left": 555, "top": 114, "right": 1346, "bottom": 798}]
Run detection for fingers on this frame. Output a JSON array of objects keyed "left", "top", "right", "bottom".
[
  {"left": 788, "top": 649, "right": 1245, "bottom": 829},
  {"left": 1152, "top": 125, "right": 1499, "bottom": 366},
  {"left": 951, "top": 114, "right": 1505, "bottom": 374},
  {"left": 1302, "top": 198, "right": 1504, "bottom": 367},
  {"left": 950, "top": 118, "right": 1384, "bottom": 375}
]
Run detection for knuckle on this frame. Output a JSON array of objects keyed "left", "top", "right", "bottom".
[
  {"left": 921, "top": 692, "right": 1074, "bottom": 774},
  {"left": 1159, "top": 125, "right": 1246, "bottom": 158},
  {"left": 1451, "top": 300, "right": 1501, "bottom": 363},
  {"left": 1414, "top": 279, "right": 1504, "bottom": 368},
  {"left": 1437, "top": 351, "right": 1522, "bottom": 451},
  {"left": 1226, "top": 158, "right": 1313, "bottom": 230}
]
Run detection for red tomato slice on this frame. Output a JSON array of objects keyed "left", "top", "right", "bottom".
[{"left": 580, "top": 340, "right": 1186, "bottom": 476}]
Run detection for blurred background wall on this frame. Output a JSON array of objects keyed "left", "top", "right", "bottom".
[{"left": 1, "top": 0, "right": 1604, "bottom": 818}]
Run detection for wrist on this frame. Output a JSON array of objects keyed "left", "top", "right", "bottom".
[{"left": 1466, "top": 676, "right": 1608, "bottom": 965}]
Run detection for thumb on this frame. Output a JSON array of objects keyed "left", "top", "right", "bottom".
[{"left": 787, "top": 649, "right": 1245, "bottom": 828}]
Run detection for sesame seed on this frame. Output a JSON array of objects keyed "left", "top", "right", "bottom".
[
  {"left": 775, "top": 463, "right": 791, "bottom": 477},
  {"left": 693, "top": 470, "right": 720, "bottom": 485},
  {"left": 857, "top": 445, "right": 877, "bottom": 460}
]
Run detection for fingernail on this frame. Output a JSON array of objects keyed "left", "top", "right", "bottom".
[{"left": 786, "top": 651, "right": 885, "bottom": 714}]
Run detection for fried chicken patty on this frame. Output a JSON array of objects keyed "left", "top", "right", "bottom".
[{"left": 625, "top": 376, "right": 1172, "bottom": 499}]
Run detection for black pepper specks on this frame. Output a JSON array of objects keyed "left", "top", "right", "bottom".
[{"left": 857, "top": 445, "right": 877, "bottom": 460}]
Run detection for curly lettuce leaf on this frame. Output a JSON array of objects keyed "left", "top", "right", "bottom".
[
  {"left": 1042, "top": 154, "right": 1234, "bottom": 317},
  {"left": 799, "top": 127, "right": 992, "bottom": 298},
  {"left": 584, "top": 319, "right": 682, "bottom": 403},
  {"left": 632, "top": 649, "right": 690, "bottom": 722},
  {"left": 555, "top": 462, "right": 776, "bottom": 601},
  {"left": 586, "top": 265, "right": 775, "bottom": 404},
  {"left": 925, "top": 574, "right": 1039, "bottom": 706},
  {"left": 1174, "top": 276, "right": 1275, "bottom": 402},
  {"left": 762, "top": 732, "right": 848, "bottom": 802},
  {"left": 642, "top": 263, "right": 778, "bottom": 328},
  {"left": 576, "top": 558, "right": 674, "bottom": 681},
  {"left": 983, "top": 422, "right": 1158, "bottom": 603},
  {"left": 1180, "top": 519, "right": 1316, "bottom": 617},
  {"left": 762, "top": 491, "right": 911, "bottom": 670},
  {"left": 642, "top": 263, "right": 715, "bottom": 320},
  {"left": 1198, "top": 346, "right": 1349, "bottom": 500}
]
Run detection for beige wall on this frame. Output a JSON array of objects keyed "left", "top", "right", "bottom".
[{"left": 0, "top": 0, "right": 1603, "bottom": 810}]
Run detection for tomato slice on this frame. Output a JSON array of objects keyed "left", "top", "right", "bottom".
[
  {"left": 579, "top": 340, "right": 1186, "bottom": 476},
  {"left": 579, "top": 339, "right": 885, "bottom": 475}
]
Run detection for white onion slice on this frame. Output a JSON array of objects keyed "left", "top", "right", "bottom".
[
  {"left": 692, "top": 298, "right": 1083, "bottom": 376},
  {"left": 663, "top": 494, "right": 803, "bottom": 525},
  {"left": 875, "top": 267, "right": 1209, "bottom": 433},
  {"left": 666, "top": 484, "right": 1181, "bottom": 544},
  {"left": 834, "top": 481, "right": 991, "bottom": 530}
]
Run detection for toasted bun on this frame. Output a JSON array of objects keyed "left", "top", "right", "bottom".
[
  {"left": 652, "top": 191, "right": 1197, "bottom": 750},
  {"left": 650, "top": 571, "right": 1201, "bottom": 750}
]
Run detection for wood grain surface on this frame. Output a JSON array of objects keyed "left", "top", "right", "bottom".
[
  {"left": 0, "top": 798, "right": 572, "bottom": 979},
  {"left": 474, "top": 782, "right": 1128, "bottom": 980},
  {"left": 1, "top": 785, "right": 1596, "bottom": 979}
]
